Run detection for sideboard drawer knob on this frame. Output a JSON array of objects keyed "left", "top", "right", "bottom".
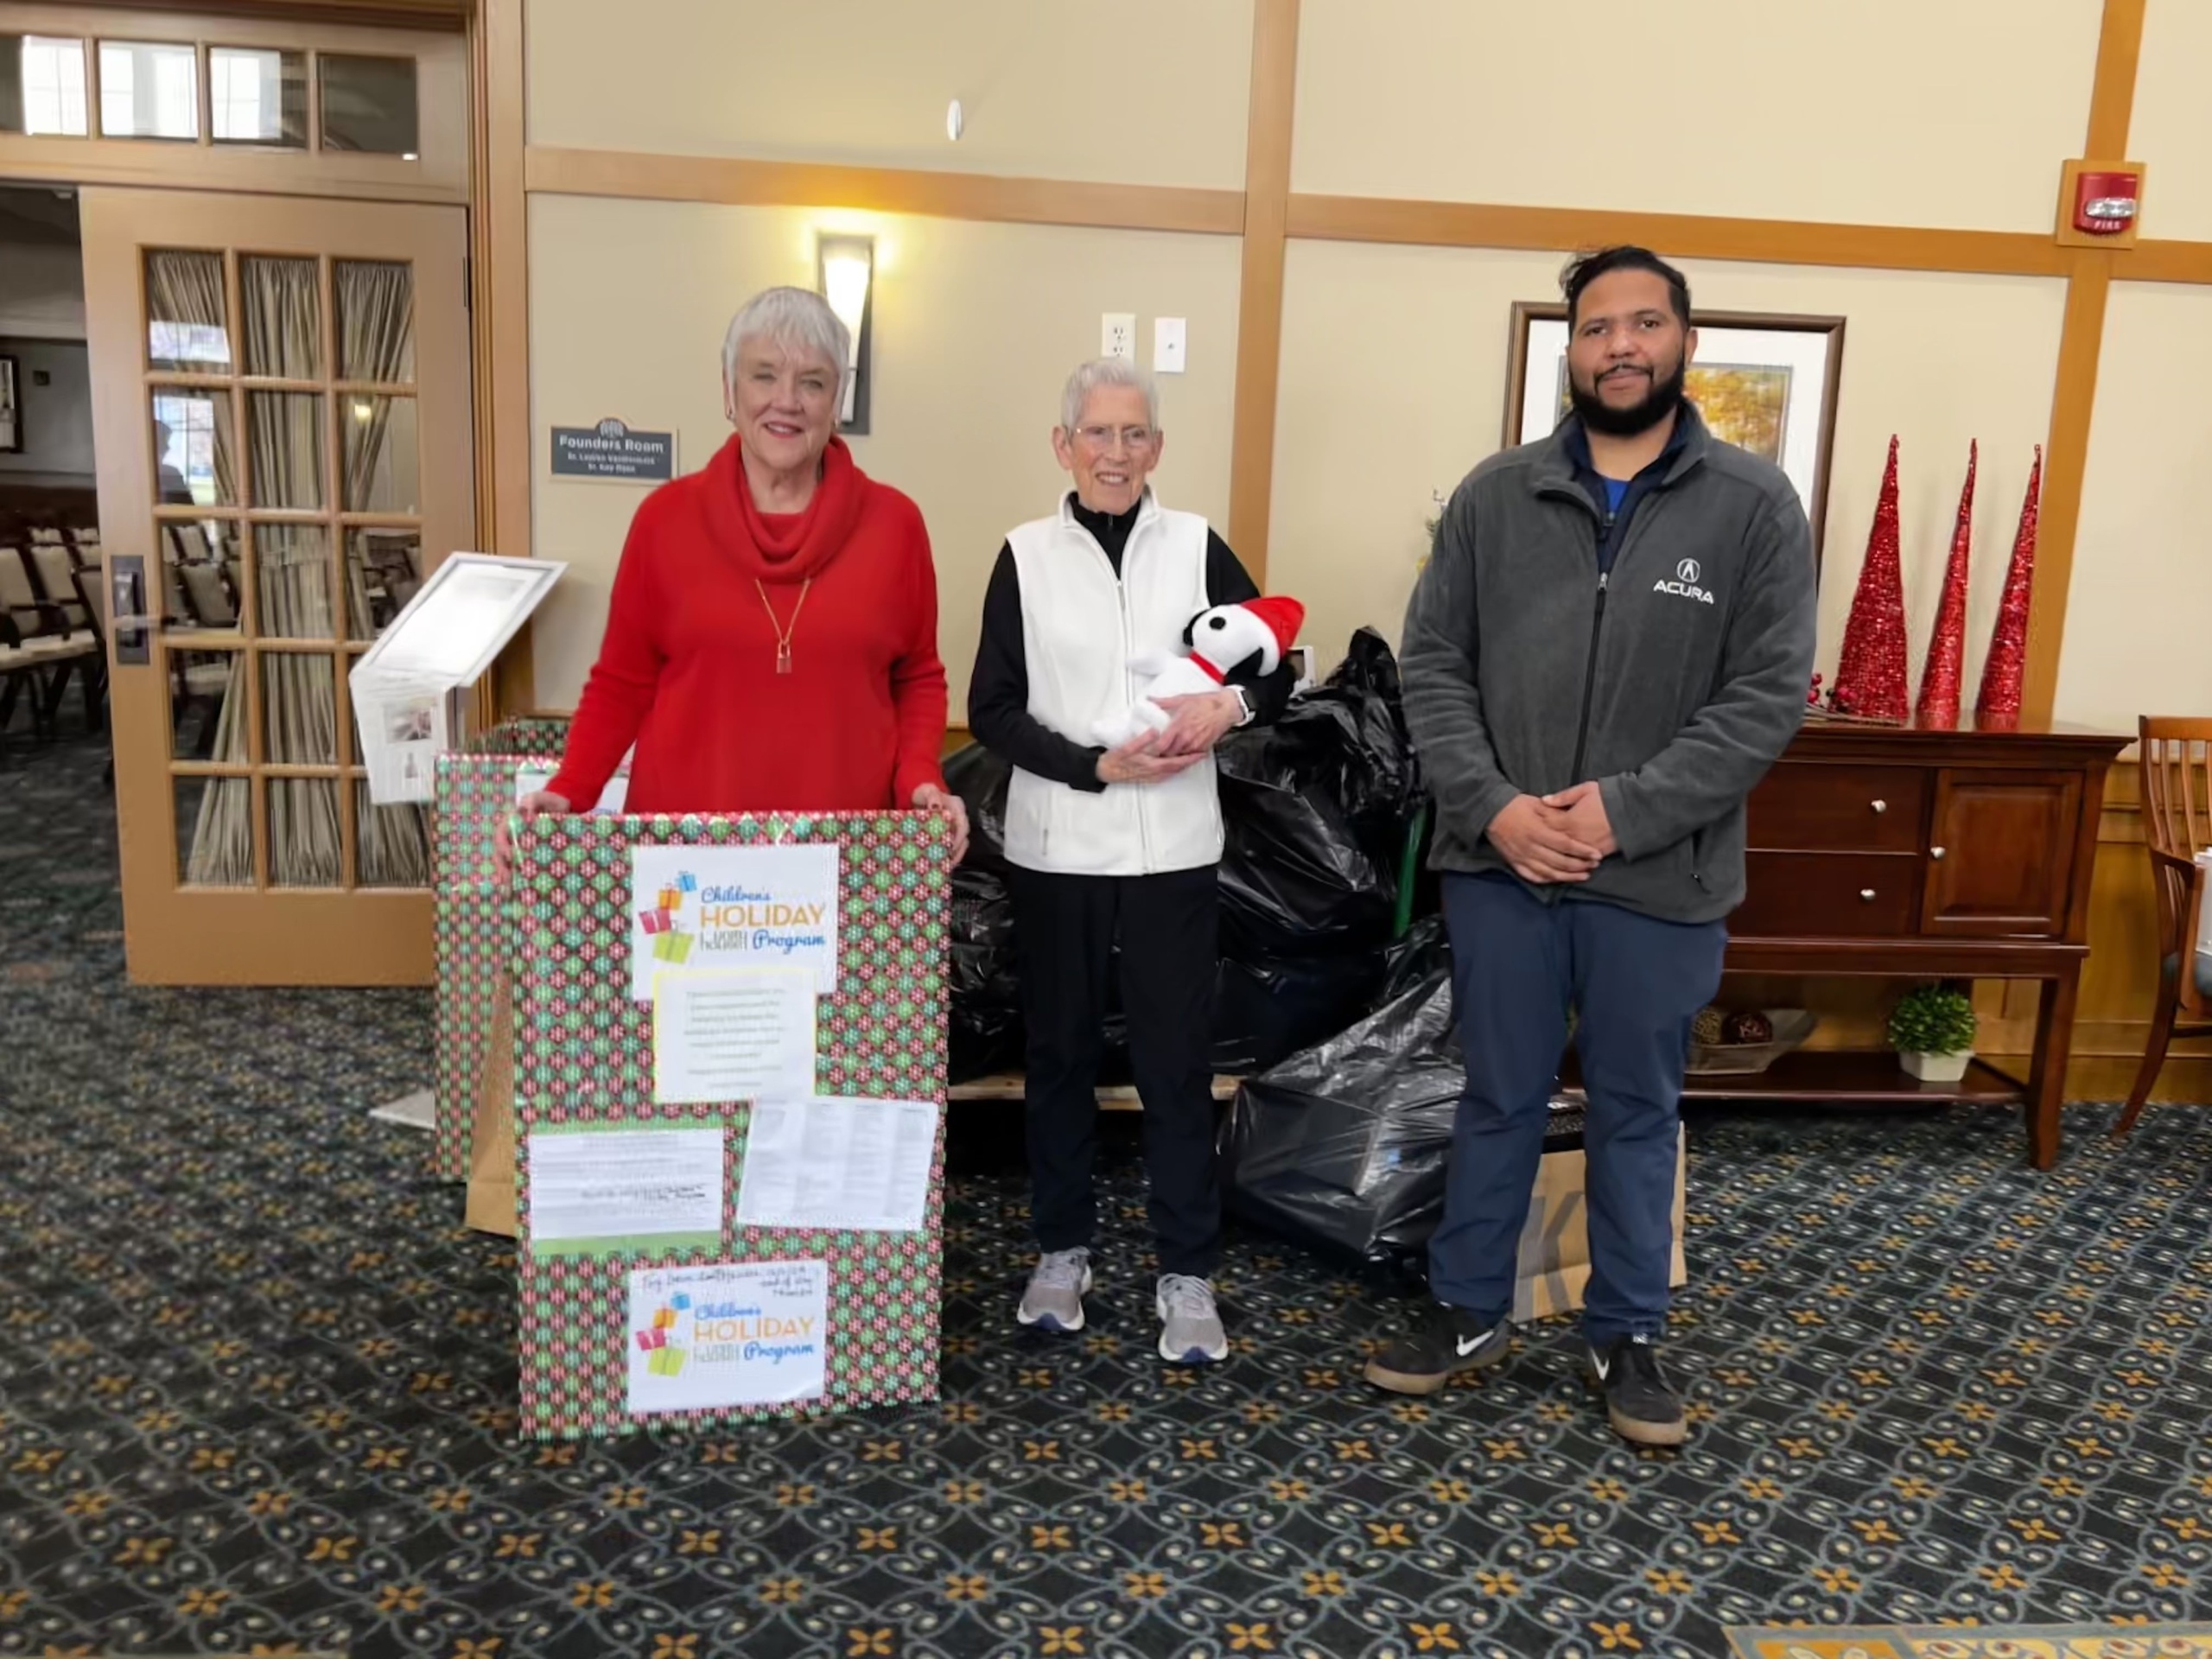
[
  {"left": 1859, "top": 888, "right": 1877, "bottom": 901},
  {"left": 1871, "top": 798, "right": 1888, "bottom": 814},
  {"left": 1930, "top": 845, "right": 1946, "bottom": 861}
]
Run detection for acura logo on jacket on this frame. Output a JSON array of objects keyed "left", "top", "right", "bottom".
[{"left": 1654, "top": 556, "right": 1715, "bottom": 605}]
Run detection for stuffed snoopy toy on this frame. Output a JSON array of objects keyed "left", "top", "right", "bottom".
[{"left": 1090, "top": 594, "right": 1306, "bottom": 749}]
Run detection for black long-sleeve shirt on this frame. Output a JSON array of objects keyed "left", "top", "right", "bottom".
[{"left": 968, "top": 496, "right": 1295, "bottom": 791}]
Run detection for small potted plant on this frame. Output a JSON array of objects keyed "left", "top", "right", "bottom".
[{"left": 1887, "top": 983, "right": 1977, "bottom": 1082}]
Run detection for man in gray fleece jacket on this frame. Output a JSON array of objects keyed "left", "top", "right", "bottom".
[{"left": 1363, "top": 248, "right": 1817, "bottom": 1446}]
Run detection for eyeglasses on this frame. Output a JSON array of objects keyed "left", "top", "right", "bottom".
[{"left": 1073, "top": 424, "right": 1155, "bottom": 451}]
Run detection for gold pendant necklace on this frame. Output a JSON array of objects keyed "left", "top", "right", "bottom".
[{"left": 755, "top": 577, "right": 812, "bottom": 675}]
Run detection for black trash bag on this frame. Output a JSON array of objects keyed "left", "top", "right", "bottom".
[
  {"left": 1328, "top": 624, "right": 1404, "bottom": 701},
  {"left": 943, "top": 741, "right": 1013, "bottom": 875},
  {"left": 943, "top": 741, "right": 1027, "bottom": 1083},
  {"left": 1319, "top": 626, "right": 1420, "bottom": 834},
  {"left": 1216, "top": 728, "right": 1395, "bottom": 955},
  {"left": 1213, "top": 628, "right": 1427, "bottom": 956},
  {"left": 1379, "top": 912, "right": 1450, "bottom": 1006},
  {"left": 1210, "top": 945, "right": 1389, "bottom": 1075},
  {"left": 1218, "top": 969, "right": 1462, "bottom": 1267},
  {"left": 948, "top": 866, "right": 1024, "bottom": 1084},
  {"left": 1090, "top": 949, "right": 1384, "bottom": 1086},
  {"left": 1218, "top": 950, "right": 1580, "bottom": 1270}
]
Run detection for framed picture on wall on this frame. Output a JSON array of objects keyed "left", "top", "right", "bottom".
[
  {"left": 1503, "top": 303, "right": 1846, "bottom": 563},
  {"left": 0, "top": 356, "right": 20, "bottom": 454}
]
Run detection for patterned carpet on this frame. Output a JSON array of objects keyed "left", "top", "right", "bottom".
[
  {"left": 1727, "top": 1624, "right": 2212, "bottom": 1657},
  {"left": 6, "top": 726, "right": 2212, "bottom": 1659}
]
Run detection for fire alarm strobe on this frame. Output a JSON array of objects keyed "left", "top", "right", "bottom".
[{"left": 2073, "top": 168, "right": 2140, "bottom": 235}]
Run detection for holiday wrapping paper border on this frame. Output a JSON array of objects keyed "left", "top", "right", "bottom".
[
  {"left": 512, "top": 810, "right": 950, "bottom": 1439},
  {"left": 431, "top": 719, "right": 573, "bottom": 1182}
]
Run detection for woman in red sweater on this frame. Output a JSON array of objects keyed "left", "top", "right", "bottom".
[{"left": 500, "top": 286, "right": 967, "bottom": 868}]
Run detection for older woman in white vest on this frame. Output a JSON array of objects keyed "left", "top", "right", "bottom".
[{"left": 968, "top": 358, "right": 1294, "bottom": 1364}]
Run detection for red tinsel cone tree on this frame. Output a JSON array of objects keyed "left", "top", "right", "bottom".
[
  {"left": 1976, "top": 444, "right": 2042, "bottom": 721},
  {"left": 1916, "top": 439, "right": 1975, "bottom": 728},
  {"left": 1829, "top": 435, "right": 1910, "bottom": 722}
]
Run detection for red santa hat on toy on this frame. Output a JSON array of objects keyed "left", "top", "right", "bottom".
[{"left": 1239, "top": 596, "right": 1306, "bottom": 661}]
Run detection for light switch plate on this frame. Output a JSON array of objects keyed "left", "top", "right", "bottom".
[
  {"left": 1101, "top": 313, "right": 1136, "bottom": 361},
  {"left": 1154, "top": 316, "right": 1186, "bottom": 373}
]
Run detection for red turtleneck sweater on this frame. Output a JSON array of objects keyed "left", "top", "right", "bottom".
[{"left": 546, "top": 435, "right": 949, "bottom": 816}]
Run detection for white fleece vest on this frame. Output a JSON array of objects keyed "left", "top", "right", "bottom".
[{"left": 1004, "top": 492, "right": 1224, "bottom": 877}]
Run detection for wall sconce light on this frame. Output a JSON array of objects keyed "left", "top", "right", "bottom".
[{"left": 817, "top": 233, "right": 874, "bottom": 435}]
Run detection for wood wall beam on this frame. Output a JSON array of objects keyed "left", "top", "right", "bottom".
[
  {"left": 524, "top": 147, "right": 1246, "bottom": 238},
  {"left": 1284, "top": 194, "right": 2069, "bottom": 277},
  {"left": 99, "top": 0, "right": 467, "bottom": 26},
  {"left": 2023, "top": 0, "right": 2148, "bottom": 725},
  {"left": 2084, "top": 0, "right": 2147, "bottom": 158},
  {"left": 2022, "top": 254, "right": 2113, "bottom": 725},
  {"left": 2125, "top": 240, "right": 2212, "bottom": 284},
  {"left": 1224, "top": 0, "right": 1300, "bottom": 580}
]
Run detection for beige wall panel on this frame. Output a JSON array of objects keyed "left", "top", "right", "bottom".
[
  {"left": 2130, "top": 0, "right": 2212, "bottom": 241},
  {"left": 526, "top": 0, "right": 1252, "bottom": 191},
  {"left": 529, "top": 194, "right": 1242, "bottom": 715},
  {"left": 2051, "top": 283, "right": 2212, "bottom": 733},
  {"left": 1269, "top": 241, "right": 1565, "bottom": 671},
  {"left": 1271, "top": 240, "right": 2068, "bottom": 689},
  {"left": 1291, "top": 0, "right": 2100, "bottom": 234}
]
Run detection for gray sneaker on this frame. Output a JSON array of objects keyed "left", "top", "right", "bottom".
[
  {"left": 1156, "top": 1274, "right": 1228, "bottom": 1364},
  {"left": 1017, "top": 1248, "right": 1092, "bottom": 1334}
]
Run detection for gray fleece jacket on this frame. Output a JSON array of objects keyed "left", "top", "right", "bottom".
[{"left": 1402, "top": 404, "right": 1818, "bottom": 924}]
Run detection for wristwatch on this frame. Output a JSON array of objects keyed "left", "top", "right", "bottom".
[{"left": 1229, "top": 684, "right": 1255, "bottom": 727}]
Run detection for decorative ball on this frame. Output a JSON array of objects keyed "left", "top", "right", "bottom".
[
  {"left": 1692, "top": 1006, "right": 1727, "bottom": 1046},
  {"left": 1723, "top": 1010, "right": 1774, "bottom": 1046}
]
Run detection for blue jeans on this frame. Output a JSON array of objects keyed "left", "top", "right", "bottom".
[{"left": 1427, "top": 873, "right": 1726, "bottom": 1344}]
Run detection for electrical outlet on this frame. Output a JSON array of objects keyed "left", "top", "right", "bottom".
[
  {"left": 1101, "top": 313, "right": 1136, "bottom": 361},
  {"left": 1154, "top": 316, "right": 1186, "bottom": 374}
]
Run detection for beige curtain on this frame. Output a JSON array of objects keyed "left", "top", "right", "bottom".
[
  {"left": 340, "top": 262, "right": 416, "bottom": 531},
  {"left": 183, "top": 662, "right": 252, "bottom": 886},
  {"left": 359, "top": 797, "right": 431, "bottom": 887},
  {"left": 337, "top": 260, "right": 428, "bottom": 885},
  {"left": 185, "top": 779, "right": 253, "bottom": 887},
  {"left": 248, "top": 391, "right": 324, "bottom": 512},
  {"left": 145, "top": 251, "right": 228, "bottom": 372},
  {"left": 257, "top": 524, "right": 334, "bottom": 639},
  {"left": 340, "top": 260, "right": 413, "bottom": 383},
  {"left": 269, "top": 780, "right": 341, "bottom": 887},
  {"left": 242, "top": 257, "right": 318, "bottom": 379},
  {"left": 238, "top": 263, "right": 341, "bottom": 887}
]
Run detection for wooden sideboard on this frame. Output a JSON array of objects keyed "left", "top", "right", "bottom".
[{"left": 1703, "top": 715, "right": 2127, "bottom": 1168}]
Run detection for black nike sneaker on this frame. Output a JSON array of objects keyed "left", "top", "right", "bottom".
[
  {"left": 1363, "top": 1303, "right": 1513, "bottom": 1395},
  {"left": 1586, "top": 1333, "right": 1687, "bottom": 1446}
]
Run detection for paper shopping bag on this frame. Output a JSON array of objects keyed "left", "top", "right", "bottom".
[
  {"left": 463, "top": 974, "right": 520, "bottom": 1238},
  {"left": 1510, "top": 1128, "right": 1688, "bottom": 1322}
]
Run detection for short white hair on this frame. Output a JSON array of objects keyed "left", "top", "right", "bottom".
[
  {"left": 721, "top": 287, "right": 850, "bottom": 394},
  {"left": 1059, "top": 357, "right": 1160, "bottom": 435}
]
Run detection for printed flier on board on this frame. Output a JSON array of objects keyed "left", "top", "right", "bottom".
[{"left": 626, "top": 1260, "right": 829, "bottom": 1414}]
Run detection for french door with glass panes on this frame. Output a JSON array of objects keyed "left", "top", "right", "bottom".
[{"left": 81, "top": 188, "right": 471, "bottom": 983}]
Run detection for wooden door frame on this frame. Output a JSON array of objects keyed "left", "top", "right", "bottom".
[{"left": 81, "top": 184, "right": 472, "bottom": 982}]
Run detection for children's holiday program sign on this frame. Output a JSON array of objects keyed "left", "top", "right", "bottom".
[
  {"left": 631, "top": 844, "right": 839, "bottom": 998},
  {"left": 627, "top": 1260, "right": 828, "bottom": 1412}
]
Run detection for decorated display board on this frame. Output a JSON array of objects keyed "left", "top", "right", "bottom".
[
  {"left": 512, "top": 810, "right": 949, "bottom": 1438},
  {"left": 430, "top": 718, "right": 572, "bottom": 1182}
]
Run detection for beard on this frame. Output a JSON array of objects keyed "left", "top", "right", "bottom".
[{"left": 1569, "top": 353, "right": 1688, "bottom": 437}]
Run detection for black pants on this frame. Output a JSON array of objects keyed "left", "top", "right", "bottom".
[{"left": 1009, "top": 863, "right": 1222, "bottom": 1277}]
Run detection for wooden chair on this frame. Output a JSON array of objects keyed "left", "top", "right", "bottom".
[
  {"left": 68, "top": 563, "right": 111, "bottom": 753},
  {"left": 0, "top": 545, "right": 99, "bottom": 737},
  {"left": 2114, "top": 716, "right": 2212, "bottom": 1137},
  {"left": 0, "top": 612, "right": 47, "bottom": 750}
]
